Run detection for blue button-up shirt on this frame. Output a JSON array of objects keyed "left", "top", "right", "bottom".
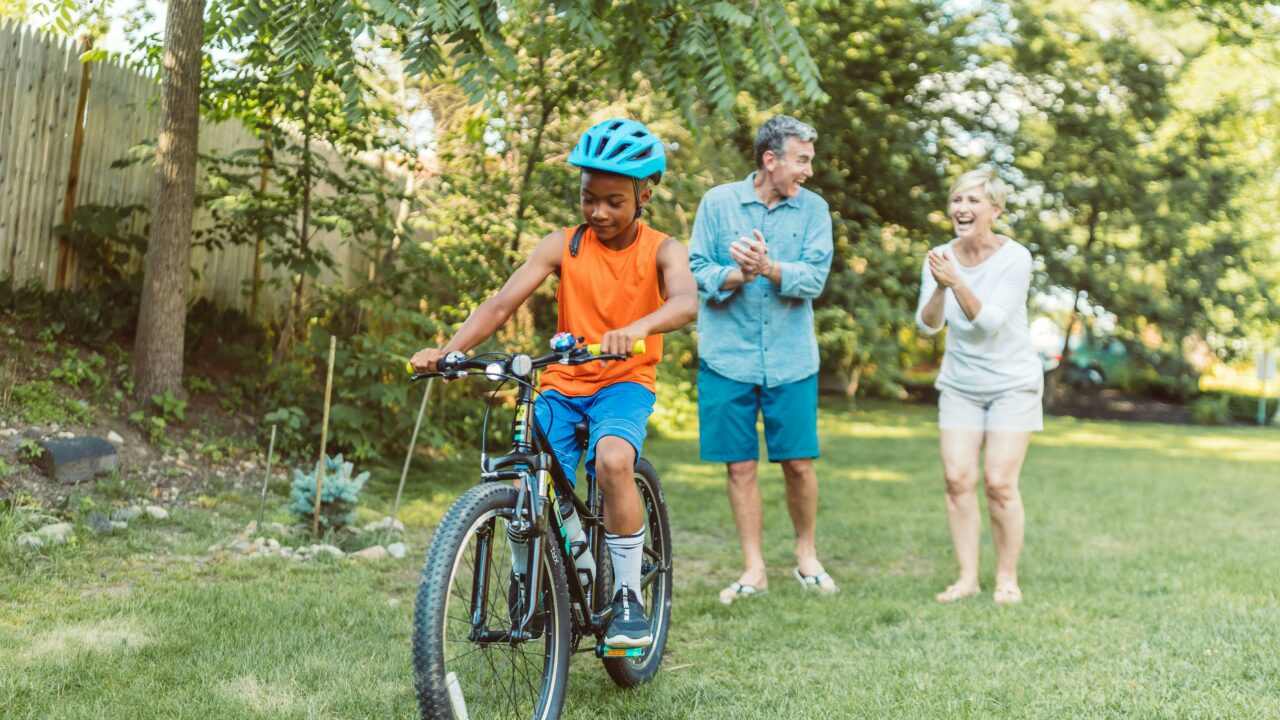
[{"left": 689, "top": 173, "right": 834, "bottom": 388}]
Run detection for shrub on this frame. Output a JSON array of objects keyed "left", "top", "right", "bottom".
[
  {"left": 288, "top": 454, "right": 369, "bottom": 531},
  {"left": 1197, "top": 391, "right": 1279, "bottom": 425},
  {"left": 1190, "top": 395, "right": 1231, "bottom": 425},
  {"left": 8, "top": 380, "right": 92, "bottom": 425}
]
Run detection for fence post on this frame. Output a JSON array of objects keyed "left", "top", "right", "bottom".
[{"left": 54, "top": 35, "right": 93, "bottom": 290}]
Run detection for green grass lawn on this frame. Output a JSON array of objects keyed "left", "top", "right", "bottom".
[{"left": 4, "top": 401, "right": 1280, "bottom": 719}]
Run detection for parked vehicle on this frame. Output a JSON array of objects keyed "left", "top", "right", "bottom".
[{"left": 1040, "top": 338, "right": 1128, "bottom": 388}]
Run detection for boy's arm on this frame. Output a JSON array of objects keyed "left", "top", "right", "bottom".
[
  {"left": 598, "top": 237, "right": 699, "bottom": 355},
  {"left": 410, "top": 230, "right": 563, "bottom": 371}
]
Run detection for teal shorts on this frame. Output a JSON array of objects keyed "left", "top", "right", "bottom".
[
  {"left": 534, "top": 382, "right": 655, "bottom": 484},
  {"left": 697, "top": 361, "right": 819, "bottom": 463}
]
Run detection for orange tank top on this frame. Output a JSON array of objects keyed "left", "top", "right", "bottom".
[{"left": 539, "top": 222, "right": 666, "bottom": 397}]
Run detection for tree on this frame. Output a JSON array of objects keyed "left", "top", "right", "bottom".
[
  {"left": 787, "top": 0, "right": 976, "bottom": 396},
  {"left": 0, "top": 0, "right": 30, "bottom": 21},
  {"left": 130, "top": 0, "right": 205, "bottom": 398}
]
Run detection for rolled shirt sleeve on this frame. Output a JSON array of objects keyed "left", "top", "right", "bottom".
[
  {"left": 688, "top": 197, "right": 737, "bottom": 304},
  {"left": 777, "top": 200, "right": 833, "bottom": 300}
]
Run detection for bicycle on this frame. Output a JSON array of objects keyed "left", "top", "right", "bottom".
[{"left": 408, "top": 334, "right": 674, "bottom": 720}]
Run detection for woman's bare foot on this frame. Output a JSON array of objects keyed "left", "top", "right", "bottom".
[
  {"left": 934, "top": 581, "right": 981, "bottom": 603},
  {"left": 993, "top": 581, "right": 1022, "bottom": 604}
]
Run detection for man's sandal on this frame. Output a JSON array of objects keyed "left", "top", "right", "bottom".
[
  {"left": 718, "top": 582, "right": 766, "bottom": 605},
  {"left": 793, "top": 567, "right": 839, "bottom": 594}
]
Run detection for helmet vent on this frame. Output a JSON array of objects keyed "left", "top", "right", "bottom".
[{"left": 567, "top": 118, "right": 666, "bottom": 183}]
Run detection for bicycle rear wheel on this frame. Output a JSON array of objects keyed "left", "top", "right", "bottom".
[
  {"left": 413, "top": 483, "right": 571, "bottom": 720},
  {"left": 602, "top": 457, "right": 673, "bottom": 687}
]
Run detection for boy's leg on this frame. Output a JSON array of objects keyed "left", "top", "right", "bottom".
[
  {"left": 583, "top": 383, "right": 655, "bottom": 648},
  {"left": 584, "top": 383, "right": 655, "bottom": 592}
]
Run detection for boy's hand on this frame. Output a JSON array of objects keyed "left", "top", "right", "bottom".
[
  {"left": 599, "top": 325, "right": 647, "bottom": 362},
  {"left": 410, "top": 347, "right": 447, "bottom": 373}
]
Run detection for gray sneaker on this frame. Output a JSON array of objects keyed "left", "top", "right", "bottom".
[{"left": 603, "top": 585, "right": 652, "bottom": 648}]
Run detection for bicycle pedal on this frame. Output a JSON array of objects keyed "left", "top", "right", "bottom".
[{"left": 596, "top": 643, "right": 645, "bottom": 658}]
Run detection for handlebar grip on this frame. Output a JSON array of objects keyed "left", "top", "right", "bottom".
[
  {"left": 586, "top": 339, "right": 646, "bottom": 355},
  {"left": 405, "top": 361, "right": 415, "bottom": 375}
]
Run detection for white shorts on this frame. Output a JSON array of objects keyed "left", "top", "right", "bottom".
[{"left": 938, "top": 384, "right": 1044, "bottom": 433}]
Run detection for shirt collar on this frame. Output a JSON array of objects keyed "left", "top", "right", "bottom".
[{"left": 737, "top": 172, "right": 800, "bottom": 209}]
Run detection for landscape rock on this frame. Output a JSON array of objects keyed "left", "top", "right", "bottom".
[
  {"left": 363, "top": 517, "right": 406, "bottom": 534},
  {"left": 349, "top": 545, "right": 389, "bottom": 562},
  {"left": 107, "top": 431, "right": 124, "bottom": 445},
  {"left": 86, "top": 511, "right": 113, "bottom": 535},
  {"left": 313, "top": 544, "right": 345, "bottom": 559},
  {"left": 112, "top": 507, "right": 143, "bottom": 522},
  {"left": 111, "top": 521, "right": 128, "bottom": 531},
  {"left": 17, "top": 533, "right": 44, "bottom": 552},
  {"left": 36, "top": 522, "right": 74, "bottom": 545},
  {"left": 0, "top": 428, "right": 16, "bottom": 438},
  {"left": 31, "top": 436, "right": 118, "bottom": 484},
  {"left": 54, "top": 431, "right": 75, "bottom": 439},
  {"left": 387, "top": 542, "right": 407, "bottom": 559},
  {"left": 144, "top": 506, "right": 169, "bottom": 520},
  {"left": 264, "top": 522, "right": 293, "bottom": 536}
]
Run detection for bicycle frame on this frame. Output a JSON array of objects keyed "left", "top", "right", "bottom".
[{"left": 466, "top": 367, "right": 662, "bottom": 650}]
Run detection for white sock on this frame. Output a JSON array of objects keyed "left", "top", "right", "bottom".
[
  {"left": 605, "top": 528, "right": 645, "bottom": 598},
  {"left": 507, "top": 525, "right": 529, "bottom": 577}
]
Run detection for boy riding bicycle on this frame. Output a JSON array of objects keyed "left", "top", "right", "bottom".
[{"left": 410, "top": 118, "right": 697, "bottom": 648}]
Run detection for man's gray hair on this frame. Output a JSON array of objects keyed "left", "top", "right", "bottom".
[{"left": 754, "top": 115, "right": 818, "bottom": 168}]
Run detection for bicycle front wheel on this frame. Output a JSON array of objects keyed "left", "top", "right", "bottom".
[
  {"left": 602, "top": 457, "right": 673, "bottom": 687},
  {"left": 413, "top": 483, "right": 571, "bottom": 720}
]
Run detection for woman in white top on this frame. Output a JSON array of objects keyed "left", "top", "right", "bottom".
[{"left": 915, "top": 168, "right": 1042, "bottom": 605}]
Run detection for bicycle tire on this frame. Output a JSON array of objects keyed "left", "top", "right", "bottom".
[
  {"left": 413, "top": 483, "right": 571, "bottom": 720},
  {"left": 602, "top": 457, "right": 673, "bottom": 688}
]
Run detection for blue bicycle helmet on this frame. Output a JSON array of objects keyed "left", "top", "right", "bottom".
[{"left": 568, "top": 118, "right": 666, "bottom": 183}]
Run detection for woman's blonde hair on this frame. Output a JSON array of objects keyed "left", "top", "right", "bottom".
[{"left": 949, "top": 168, "right": 1007, "bottom": 209}]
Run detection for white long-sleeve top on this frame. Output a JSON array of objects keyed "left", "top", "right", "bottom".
[{"left": 915, "top": 237, "right": 1042, "bottom": 394}]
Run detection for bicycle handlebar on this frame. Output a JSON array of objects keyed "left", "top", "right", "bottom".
[{"left": 405, "top": 339, "right": 646, "bottom": 380}]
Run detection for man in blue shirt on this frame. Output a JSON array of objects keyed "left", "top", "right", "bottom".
[{"left": 689, "top": 115, "right": 838, "bottom": 604}]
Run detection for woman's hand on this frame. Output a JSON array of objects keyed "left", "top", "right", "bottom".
[{"left": 928, "top": 249, "right": 961, "bottom": 290}]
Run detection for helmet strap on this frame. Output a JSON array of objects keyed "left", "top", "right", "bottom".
[{"left": 632, "top": 179, "right": 645, "bottom": 219}]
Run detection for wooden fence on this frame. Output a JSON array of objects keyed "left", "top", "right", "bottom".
[{"left": 0, "top": 20, "right": 408, "bottom": 320}]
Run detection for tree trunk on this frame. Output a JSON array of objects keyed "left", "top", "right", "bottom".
[
  {"left": 1043, "top": 288, "right": 1084, "bottom": 409},
  {"left": 275, "top": 82, "right": 313, "bottom": 363},
  {"left": 1044, "top": 204, "right": 1099, "bottom": 410},
  {"left": 131, "top": 0, "right": 205, "bottom": 399}
]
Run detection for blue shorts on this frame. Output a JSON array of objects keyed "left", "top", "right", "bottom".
[
  {"left": 535, "top": 382, "right": 655, "bottom": 485},
  {"left": 697, "top": 361, "right": 819, "bottom": 463}
]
